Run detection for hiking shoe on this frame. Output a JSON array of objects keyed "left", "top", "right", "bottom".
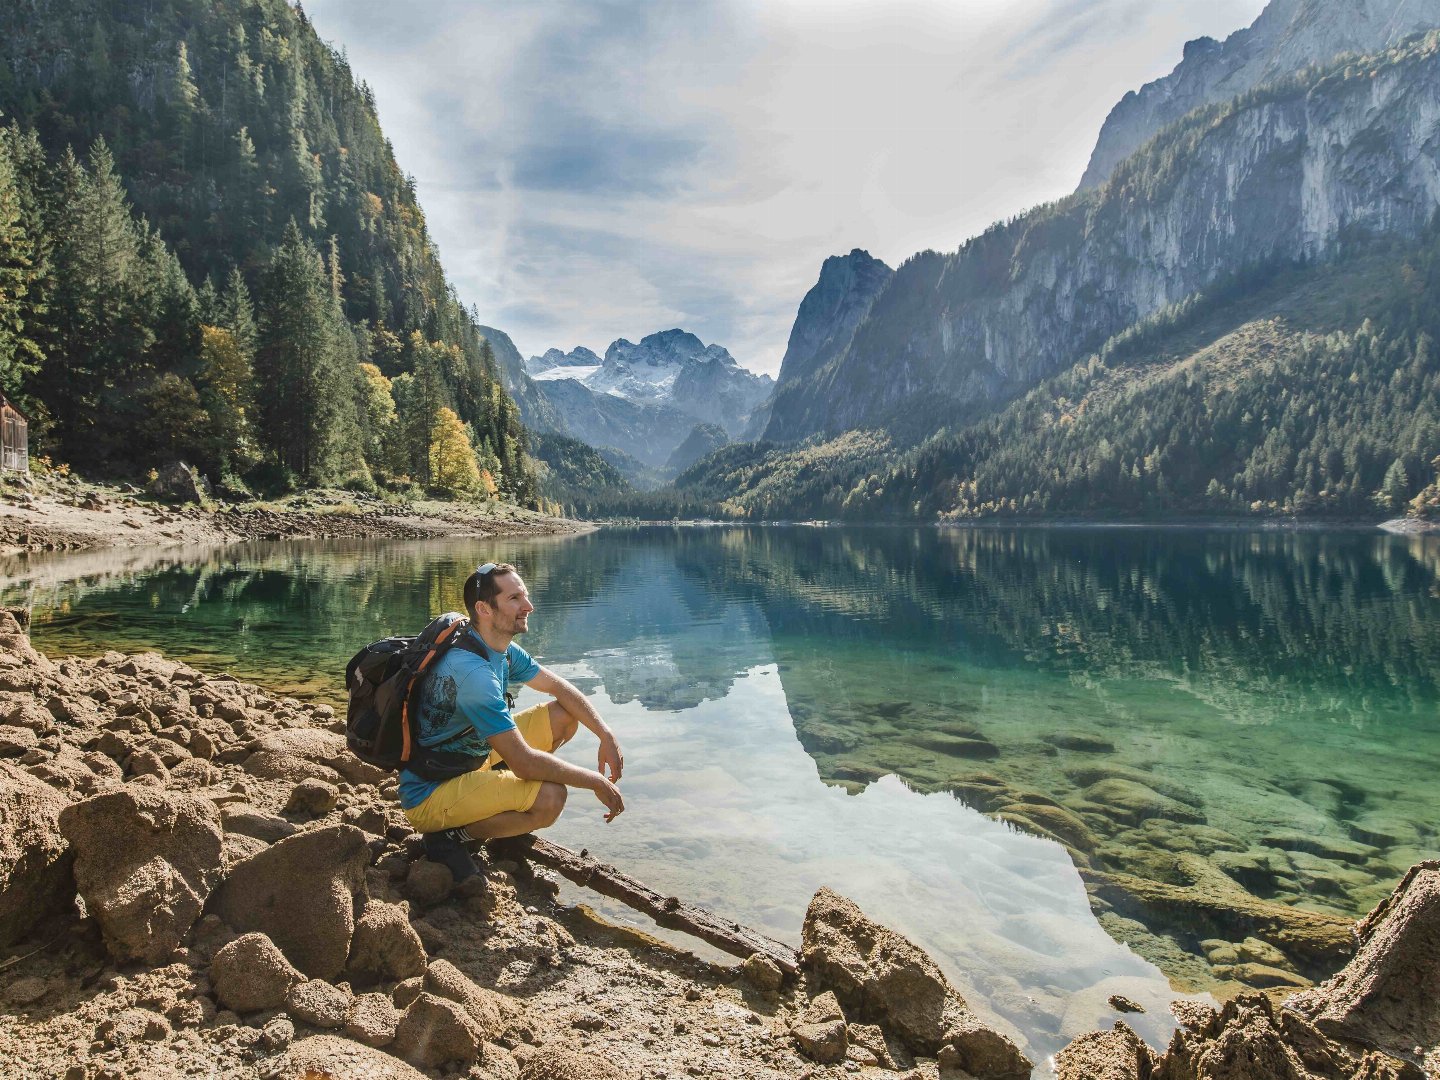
[{"left": 421, "top": 829, "right": 478, "bottom": 883}]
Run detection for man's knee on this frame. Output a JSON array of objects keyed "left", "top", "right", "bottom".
[
  {"left": 532, "top": 782, "right": 567, "bottom": 826},
  {"left": 549, "top": 702, "right": 579, "bottom": 748}
]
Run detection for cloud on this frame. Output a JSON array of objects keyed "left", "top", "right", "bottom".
[{"left": 303, "top": 0, "right": 1268, "bottom": 375}]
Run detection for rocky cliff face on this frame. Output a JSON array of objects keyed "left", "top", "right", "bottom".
[
  {"left": 1077, "top": 0, "right": 1440, "bottom": 192},
  {"left": 759, "top": 249, "right": 893, "bottom": 441},
  {"left": 766, "top": 32, "right": 1440, "bottom": 444},
  {"left": 478, "top": 325, "right": 567, "bottom": 435}
]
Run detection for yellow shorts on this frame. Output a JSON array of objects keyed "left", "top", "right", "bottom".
[{"left": 403, "top": 702, "right": 553, "bottom": 833}]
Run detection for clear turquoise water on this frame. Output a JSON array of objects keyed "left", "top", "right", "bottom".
[{"left": 4, "top": 525, "right": 1439, "bottom": 1068}]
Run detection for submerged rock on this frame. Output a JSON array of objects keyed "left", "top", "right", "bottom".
[{"left": 1083, "top": 853, "right": 1354, "bottom": 976}]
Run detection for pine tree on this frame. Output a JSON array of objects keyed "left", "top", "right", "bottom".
[
  {"left": 254, "top": 220, "right": 342, "bottom": 482},
  {"left": 42, "top": 140, "right": 157, "bottom": 460},
  {"left": 0, "top": 125, "right": 40, "bottom": 391}
]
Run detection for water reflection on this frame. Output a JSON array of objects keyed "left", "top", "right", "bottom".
[{"left": 5, "top": 526, "right": 1440, "bottom": 1065}]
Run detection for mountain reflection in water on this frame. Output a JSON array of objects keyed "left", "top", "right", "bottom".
[{"left": 5, "top": 525, "right": 1439, "bottom": 1068}]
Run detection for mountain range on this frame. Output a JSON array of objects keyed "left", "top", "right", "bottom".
[{"left": 516, "top": 330, "right": 772, "bottom": 477}]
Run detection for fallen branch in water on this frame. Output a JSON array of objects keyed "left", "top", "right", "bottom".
[{"left": 491, "top": 834, "right": 800, "bottom": 976}]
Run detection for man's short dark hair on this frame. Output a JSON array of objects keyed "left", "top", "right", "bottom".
[{"left": 465, "top": 562, "right": 517, "bottom": 617}]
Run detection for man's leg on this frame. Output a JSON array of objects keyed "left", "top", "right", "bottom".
[
  {"left": 458, "top": 700, "right": 577, "bottom": 840},
  {"left": 459, "top": 781, "right": 567, "bottom": 840}
]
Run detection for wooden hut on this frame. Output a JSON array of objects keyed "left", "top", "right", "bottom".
[{"left": 0, "top": 394, "right": 29, "bottom": 474}]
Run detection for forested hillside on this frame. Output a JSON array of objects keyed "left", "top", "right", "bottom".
[
  {"left": 676, "top": 236, "right": 1440, "bottom": 522},
  {"left": 0, "top": 0, "right": 537, "bottom": 502}
]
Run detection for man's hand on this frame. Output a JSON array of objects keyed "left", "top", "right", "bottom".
[
  {"left": 591, "top": 775, "right": 625, "bottom": 822},
  {"left": 597, "top": 735, "right": 624, "bottom": 783}
]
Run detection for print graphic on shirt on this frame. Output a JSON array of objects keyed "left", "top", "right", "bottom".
[
  {"left": 426, "top": 674, "right": 459, "bottom": 735},
  {"left": 418, "top": 672, "right": 490, "bottom": 757}
]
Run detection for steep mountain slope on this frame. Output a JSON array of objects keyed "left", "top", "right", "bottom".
[
  {"left": 757, "top": 249, "right": 892, "bottom": 441},
  {"left": 763, "top": 32, "right": 1440, "bottom": 447},
  {"left": 479, "top": 323, "right": 567, "bottom": 435},
  {"left": 1078, "top": 0, "right": 1440, "bottom": 191}
]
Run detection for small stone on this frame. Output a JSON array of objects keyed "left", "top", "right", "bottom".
[
  {"left": 392, "top": 977, "right": 425, "bottom": 1010},
  {"left": 210, "top": 932, "right": 304, "bottom": 1013},
  {"left": 517, "top": 1046, "right": 626, "bottom": 1080},
  {"left": 802, "top": 990, "right": 845, "bottom": 1025},
  {"left": 345, "top": 992, "right": 401, "bottom": 1047},
  {"left": 261, "top": 1015, "right": 295, "bottom": 1051},
  {"left": 1108, "top": 994, "right": 1145, "bottom": 1013},
  {"left": 742, "top": 952, "right": 785, "bottom": 991},
  {"left": 403, "top": 859, "right": 455, "bottom": 906},
  {"left": 794, "top": 1020, "right": 848, "bottom": 1064},
  {"left": 4, "top": 976, "right": 49, "bottom": 1006},
  {"left": 392, "top": 992, "right": 481, "bottom": 1070},
  {"left": 285, "top": 978, "right": 352, "bottom": 1029},
  {"left": 285, "top": 778, "right": 339, "bottom": 816},
  {"left": 348, "top": 900, "right": 427, "bottom": 982},
  {"left": 423, "top": 958, "right": 508, "bottom": 1039}
]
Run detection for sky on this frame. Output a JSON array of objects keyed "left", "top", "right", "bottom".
[{"left": 302, "top": 0, "right": 1268, "bottom": 376}]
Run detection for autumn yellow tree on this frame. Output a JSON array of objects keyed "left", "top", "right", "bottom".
[
  {"left": 428, "top": 406, "right": 481, "bottom": 496},
  {"left": 355, "top": 361, "right": 397, "bottom": 479},
  {"left": 195, "top": 324, "right": 258, "bottom": 476}
]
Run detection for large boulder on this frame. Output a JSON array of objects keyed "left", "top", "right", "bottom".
[
  {"left": 58, "top": 786, "right": 223, "bottom": 965},
  {"left": 210, "top": 932, "right": 303, "bottom": 1013},
  {"left": 1287, "top": 861, "right": 1440, "bottom": 1063},
  {"left": 207, "top": 824, "right": 369, "bottom": 979},
  {"left": 392, "top": 992, "right": 482, "bottom": 1071},
  {"left": 245, "top": 728, "right": 387, "bottom": 787},
  {"left": 348, "top": 899, "right": 427, "bottom": 982},
  {"left": 0, "top": 760, "right": 74, "bottom": 947},
  {"left": 270, "top": 1035, "right": 427, "bottom": 1080},
  {"left": 422, "top": 958, "right": 509, "bottom": 1039},
  {"left": 147, "top": 461, "right": 209, "bottom": 504},
  {"left": 1055, "top": 1023, "right": 1155, "bottom": 1080},
  {"left": 800, "top": 887, "right": 1031, "bottom": 1076}
]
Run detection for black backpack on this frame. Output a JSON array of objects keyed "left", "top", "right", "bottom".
[{"left": 344, "top": 611, "right": 501, "bottom": 781}]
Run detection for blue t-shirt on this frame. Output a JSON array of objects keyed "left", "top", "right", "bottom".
[{"left": 398, "top": 631, "right": 541, "bottom": 809}]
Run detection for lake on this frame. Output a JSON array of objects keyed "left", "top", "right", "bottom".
[{"left": 4, "top": 524, "right": 1438, "bottom": 1069}]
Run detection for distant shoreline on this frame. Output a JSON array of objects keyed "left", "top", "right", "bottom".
[
  {"left": 0, "top": 474, "right": 590, "bottom": 557},
  {"left": 599, "top": 515, "right": 1435, "bottom": 533}
]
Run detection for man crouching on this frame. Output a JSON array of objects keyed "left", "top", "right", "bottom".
[{"left": 400, "top": 561, "right": 625, "bottom": 881}]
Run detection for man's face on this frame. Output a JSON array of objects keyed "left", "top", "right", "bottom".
[{"left": 481, "top": 571, "right": 534, "bottom": 635}]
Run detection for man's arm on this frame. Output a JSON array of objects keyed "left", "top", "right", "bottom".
[
  {"left": 527, "top": 666, "right": 624, "bottom": 783},
  {"left": 486, "top": 729, "right": 624, "bottom": 821}
]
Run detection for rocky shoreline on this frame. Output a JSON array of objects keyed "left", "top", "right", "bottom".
[
  {"left": 0, "top": 613, "right": 1436, "bottom": 1079},
  {"left": 0, "top": 472, "right": 587, "bottom": 556}
]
